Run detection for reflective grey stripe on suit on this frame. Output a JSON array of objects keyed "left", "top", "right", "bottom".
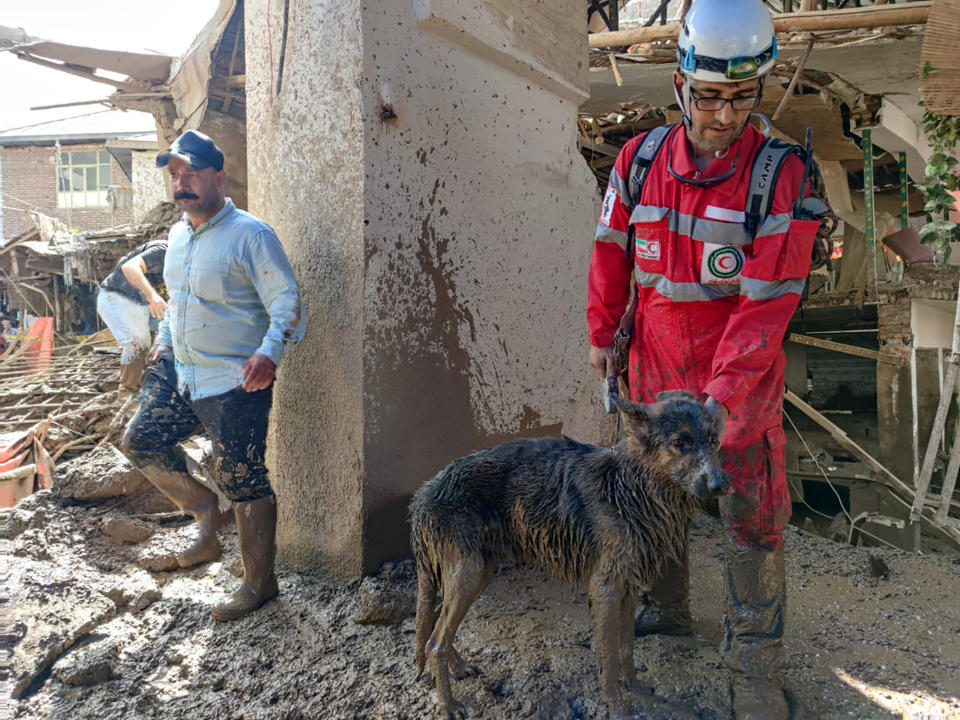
[{"left": 628, "top": 205, "right": 753, "bottom": 246}]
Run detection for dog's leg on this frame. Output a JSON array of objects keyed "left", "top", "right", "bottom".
[
  {"left": 449, "top": 646, "right": 480, "bottom": 680},
  {"left": 415, "top": 564, "right": 441, "bottom": 678},
  {"left": 588, "top": 573, "right": 626, "bottom": 720},
  {"left": 426, "top": 554, "right": 490, "bottom": 720},
  {"left": 618, "top": 593, "right": 638, "bottom": 689}
]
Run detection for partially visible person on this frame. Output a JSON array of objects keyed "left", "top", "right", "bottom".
[
  {"left": 120, "top": 130, "right": 305, "bottom": 622},
  {"left": 0, "top": 317, "right": 20, "bottom": 353},
  {"left": 97, "top": 240, "right": 168, "bottom": 392},
  {"left": 586, "top": 0, "right": 831, "bottom": 717}
]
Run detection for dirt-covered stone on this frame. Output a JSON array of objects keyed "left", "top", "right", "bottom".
[
  {"left": 54, "top": 445, "right": 149, "bottom": 501},
  {"left": 9, "top": 557, "right": 116, "bottom": 698},
  {"left": 51, "top": 638, "right": 119, "bottom": 686},
  {"left": 352, "top": 571, "right": 416, "bottom": 625},
  {"left": 100, "top": 513, "right": 155, "bottom": 544}
]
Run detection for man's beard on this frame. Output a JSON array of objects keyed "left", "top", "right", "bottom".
[{"left": 690, "top": 120, "right": 746, "bottom": 156}]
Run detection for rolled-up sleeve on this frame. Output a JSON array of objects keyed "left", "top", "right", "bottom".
[{"left": 244, "top": 229, "right": 306, "bottom": 364}]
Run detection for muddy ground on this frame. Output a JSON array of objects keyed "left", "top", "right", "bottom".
[{"left": 4, "top": 448, "right": 960, "bottom": 720}]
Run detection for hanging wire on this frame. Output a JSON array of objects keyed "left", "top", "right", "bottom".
[
  {"left": 783, "top": 407, "right": 904, "bottom": 552},
  {"left": 0, "top": 189, "right": 47, "bottom": 214}
]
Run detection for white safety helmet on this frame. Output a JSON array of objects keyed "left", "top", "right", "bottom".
[
  {"left": 674, "top": 0, "right": 776, "bottom": 128},
  {"left": 677, "top": 0, "right": 777, "bottom": 84}
]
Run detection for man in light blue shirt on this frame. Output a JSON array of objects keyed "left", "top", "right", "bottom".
[{"left": 120, "top": 130, "right": 305, "bottom": 622}]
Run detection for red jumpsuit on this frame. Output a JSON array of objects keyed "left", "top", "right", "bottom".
[{"left": 587, "top": 123, "right": 819, "bottom": 551}]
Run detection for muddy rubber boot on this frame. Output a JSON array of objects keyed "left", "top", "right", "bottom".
[
  {"left": 722, "top": 536, "right": 790, "bottom": 720},
  {"left": 143, "top": 470, "right": 231, "bottom": 570},
  {"left": 635, "top": 540, "right": 693, "bottom": 637},
  {"left": 211, "top": 495, "right": 279, "bottom": 622}
]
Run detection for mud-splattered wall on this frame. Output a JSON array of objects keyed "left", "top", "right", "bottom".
[{"left": 247, "top": 0, "right": 600, "bottom": 576}]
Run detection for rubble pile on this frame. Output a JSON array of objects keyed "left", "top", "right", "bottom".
[
  {"left": 0, "top": 336, "right": 129, "bottom": 462},
  {"left": 4, "top": 491, "right": 960, "bottom": 720}
]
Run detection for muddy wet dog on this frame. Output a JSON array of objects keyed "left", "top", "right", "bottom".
[{"left": 410, "top": 391, "right": 729, "bottom": 720}]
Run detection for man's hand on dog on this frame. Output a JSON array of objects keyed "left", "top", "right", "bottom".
[
  {"left": 704, "top": 395, "right": 729, "bottom": 442},
  {"left": 590, "top": 345, "right": 618, "bottom": 378}
]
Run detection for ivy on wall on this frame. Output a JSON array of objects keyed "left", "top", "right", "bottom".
[{"left": 917, "top": 63, "right": 960, "bottom": 260}]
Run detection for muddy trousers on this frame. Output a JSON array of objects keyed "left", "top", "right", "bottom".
[
  {"left": 121, "top": 353, "right": 274, "bottom": 503},
  {"left": 722, "top": 536, "right": 789, "bottom": 720}
]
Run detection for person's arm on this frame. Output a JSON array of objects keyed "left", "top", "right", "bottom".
[
  {"left": 150, "top": 304, "right": 173, "bottom": 363},
  {"left": 587, "top": 134, "right": 642, "bottom": 378},
  {"left": 121, "top": 256, "right": 167, "bottom": 319},
  {"left": 240, "top": 229, "right": 306, "bottom": 391},
  {"left": 702, "top": 154, "right": 821, "bottom": 416}
]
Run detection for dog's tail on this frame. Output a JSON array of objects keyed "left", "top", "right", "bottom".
[{"left": 411, "top": 513, "right": 443, "bottom": 679}]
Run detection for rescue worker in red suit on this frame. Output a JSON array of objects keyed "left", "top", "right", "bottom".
[{"left": 587, "top": 1, "right": 826, "bottom": 717}]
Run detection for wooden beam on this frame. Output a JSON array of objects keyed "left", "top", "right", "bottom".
[
  {"left": 787, "top": 333, "right": 901, "bottom": 365},
  {"left": 15, "top": 52, "right": 142, "bottom": 93},
  {"left": 786, "top": 389, "right": 960, "bottom": 545},
  {"left": 588, "top": 2, "right": 931, "bottom": 49},
  {"left": 30, "top": 93, "right": 171, "bottom": 111},
  {"left": 578, "top": 137, "right": 623, "bottom": 158},
  {"left": 912, "top": 275, "right": 960, "bottom": 521},
  {"left": 786, "top": 389, "right": 906, "bottom": 491},
  {"left": 0, "top": 464, "right": 36, "bottom": 484}
]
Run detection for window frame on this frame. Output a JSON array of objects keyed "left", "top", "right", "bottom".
[{"left": 56, "top": 149, "right": 113, "bottom": 209}]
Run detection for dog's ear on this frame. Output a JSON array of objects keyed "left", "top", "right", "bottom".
[
  {"left": 656, "top": 389, "right": 697, "bottom": 403},
  {"left": 612, "top": 394, "right": 649, "bottom": 428}
]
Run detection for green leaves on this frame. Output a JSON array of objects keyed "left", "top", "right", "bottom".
[{"left": 918, "top": 95, "right": 960, "bottom": 260}]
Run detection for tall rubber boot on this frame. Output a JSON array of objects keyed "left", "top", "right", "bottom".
[
  {"left": 211, "top": 495, "right": 279, "bottom": 622},
  {"left": 722, "top": 536, "right": 790, "bottom": 720},
  {"left": 635, "top": 534, "right": 693, "bottom": 637},
  {"left": 143, "top": 469, "right": 231, "bottom": 570}
]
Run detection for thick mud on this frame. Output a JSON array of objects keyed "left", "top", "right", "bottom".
[{"left": 4, "top": 480, "right": 960, "bottom": 720}]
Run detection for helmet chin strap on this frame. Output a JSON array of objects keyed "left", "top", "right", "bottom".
[{"left": 674, "top": 76, "right": 693, "bottom": 129}]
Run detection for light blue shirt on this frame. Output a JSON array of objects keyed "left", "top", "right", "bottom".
[{"left": 157, "top": 199, "right": 306, "bottom": 399}]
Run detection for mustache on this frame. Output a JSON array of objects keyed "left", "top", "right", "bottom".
[{"left": 174, "top": 191, "right": 199, "bottom": 200}]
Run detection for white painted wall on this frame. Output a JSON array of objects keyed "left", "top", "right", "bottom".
[
  {"left": 131, "top": 150, "right": 168, "bottom": 222},
  {"left": 911, "top": 298, "right": 957, "bottom": 349}
]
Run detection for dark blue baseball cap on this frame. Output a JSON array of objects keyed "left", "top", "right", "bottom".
[{"left": 156, "top": 130, "right": 225, "bottom": 171}]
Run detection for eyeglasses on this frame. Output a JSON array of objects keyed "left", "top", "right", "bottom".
[{"left": 689, "top": 92, "right": 761, "bottom": 112}]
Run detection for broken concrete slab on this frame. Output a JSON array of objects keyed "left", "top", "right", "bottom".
[
  {"left": 55, "top": 445, "right": 149, "bottom": 501},
  {"left": 10, "top": 556, "right": 116, "bottom": 698}
]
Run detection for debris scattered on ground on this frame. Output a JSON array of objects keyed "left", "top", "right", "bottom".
[{"left": 5, "top": 484, "right": 960, "bottom": 720}]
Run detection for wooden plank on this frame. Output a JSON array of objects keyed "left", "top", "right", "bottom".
[
  {"left": 786, "top": 389, "right": 906, "bottom": 491},
  {"left": 589, "top": 2, "right": 931, "bottom": 49},
  {"left": 787, "top": 333, "right": 901, "bottom": 365},
  {"left": 578, "top": 137, "right": 624, "bottom": 158},
  {"left": 785, "top": 389, "right": 960, "bottom": 544},
  {"left": 0, "top": 464, "right": 36, "bottom": 484},
  {"left": 913, "top": 280, "right": 960, "bottom": 521}
]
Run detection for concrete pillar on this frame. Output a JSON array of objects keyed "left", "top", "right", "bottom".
[{"left": 247, "top": 0, "right": 598, "bottom": 577}]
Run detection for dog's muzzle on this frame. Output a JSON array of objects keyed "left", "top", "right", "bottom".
[{"left": 706, "top": 470, "right": 731, "bottom": 496}]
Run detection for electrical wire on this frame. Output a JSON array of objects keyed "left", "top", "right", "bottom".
[
  {"left": 0, "top": 189, "right": 47, "bottom": 214},
  {"left": 783, "top": 407, "right": 904, "bottom": 552}
]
